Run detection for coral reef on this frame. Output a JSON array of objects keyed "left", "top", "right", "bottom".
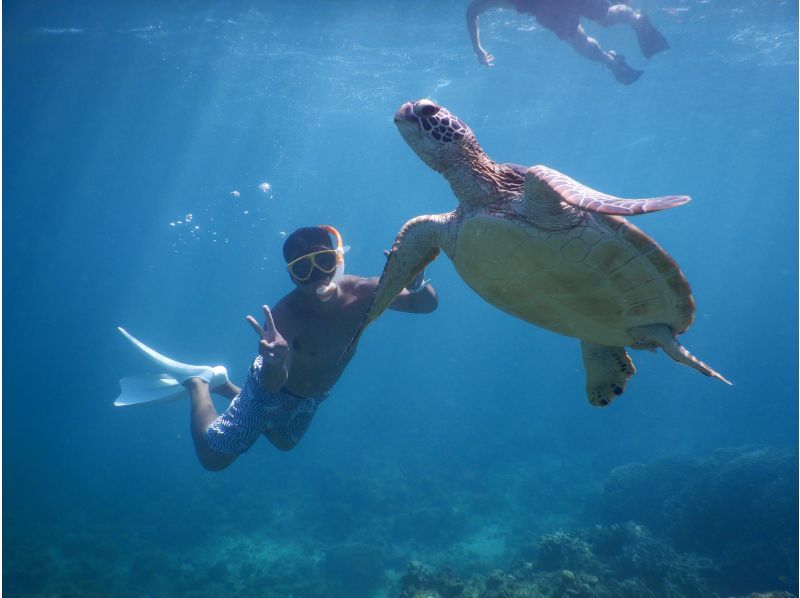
[
  {"left": 399, "top": 522, "right": 798, "bottom": 598},
  {"left": 397, "top": 445, "right": 798, "bottom": 598},
  {"left": 598, "top": 446, "right": 798, "bottom": 595},
  {"left": 399, "top": 561, "right": 471, "bottom": 598},
  {"left": 6, "top": 445, "right": 795, "bottom": 597},
  {"left": 400, "top": 522, "right": 718, "bottom": 598}
]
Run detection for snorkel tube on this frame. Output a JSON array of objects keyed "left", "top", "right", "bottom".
[{"left": 316, "top": 225, "right": 345, "bottom": 302}]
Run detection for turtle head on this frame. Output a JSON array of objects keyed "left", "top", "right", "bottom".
[{"left": 394, "top": 99, "right": 477, "bottom": 173}]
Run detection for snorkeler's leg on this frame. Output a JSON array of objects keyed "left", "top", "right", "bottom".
[
  {"left": 600, "top": 4, "right": 639, "bottom": 26},
  {"left": 212, "top": 381, "right": 240, "bottom": 401},
  {"left": 261, "top": 394, "right": 324, "bottom": 452},
  {"left": 567, "top": 25, "right": 614, "bottom": 65},
  {"left": 568, "top": 26, "right": 642, "bottom": 84},
  {"left": 264, "top": 429, "right": 298, "bottom": 452},
  {"left": 602, "top": 4, "right": 669, "bottom": 57},
  {"left": 185, "top": 379, "right": 238, "bottom": 471}
]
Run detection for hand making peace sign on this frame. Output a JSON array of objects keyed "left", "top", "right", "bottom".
[{"left": 246, "top": 305, "right": 289, "bottom": 366}]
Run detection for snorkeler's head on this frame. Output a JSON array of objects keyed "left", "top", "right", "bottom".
[
  {"left": 283, "top": 226, "right": 340, "bottom": 289},
  {"left": 283, "top": 227, "right": 334, "bottom": 264}
]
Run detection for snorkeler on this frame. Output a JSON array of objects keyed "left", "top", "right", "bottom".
[
  {"left": 116, "top": 225, "right": 437, "bottom": 470},
  {"left": 466, "top": 0, "right": 669, "bottom": 84}
]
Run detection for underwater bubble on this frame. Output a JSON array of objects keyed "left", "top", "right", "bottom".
[
  {"left": 278, "top": 231, "right": 286, "bottom": 238},
  {"left": 243, "top": 210, "right": 249, "bottom": 215},
  {"left": 169, "top": 222, "right": 176, "bottom": 227},
  {"left": 40, "top": 27, "right": 85, "bottom": 34},
  {"left": 185, "top": 213, "right": 193, "bottom": 221},
  {"left": 230, "top": 190, "right": 240, "bottom": 197},
  {"left": 259, "top": 182, "right": 272, "bottom": 194}
]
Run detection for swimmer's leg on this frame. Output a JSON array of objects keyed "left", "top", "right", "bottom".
[
  {"left": 264, "top": 429, "right": 298, "bottom": 452},
  {"left": 567, "top": 25, "right": 642, "bottom": 84},
  {"left": 600, "top": 4, "right": 669, "bottom": 58},
  {"left": 211, "top": 380, "right": 240, "bottom": 401},
  {"left": 185, "top": 379, "right": 239, "bottom": 471},
  {"left": 599, "top": 3, "right": 639, "bottom": 27},
  {"left": 566, "top": 25, "right": 613, "bottom": 65},
  {"left": 262, "top": 394, "right": 324, "bottom": 452}
]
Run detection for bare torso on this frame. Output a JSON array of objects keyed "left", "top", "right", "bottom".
[{"left": 269, "top": 275, "right": 379, "bottom": 398}]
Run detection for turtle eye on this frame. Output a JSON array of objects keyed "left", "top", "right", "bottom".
[{"left": 414, "top": 101, "right": 440, "bottom": 118}]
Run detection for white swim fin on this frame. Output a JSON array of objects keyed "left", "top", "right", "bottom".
[
  {"left": 115, "top": 327, "right": 229, "bottom": 407},
  {"left": 115, "top": 375, "right": 188, "bottom": 407}
]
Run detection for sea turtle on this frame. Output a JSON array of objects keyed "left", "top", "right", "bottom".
[{"left": 347, "top": 99, "right": 730, "bottom": 406}]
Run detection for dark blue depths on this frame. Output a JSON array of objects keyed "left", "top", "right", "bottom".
[{"left": 4, "top": 1, "right": 797, "bottom": 596}]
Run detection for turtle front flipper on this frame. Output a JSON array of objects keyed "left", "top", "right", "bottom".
[
  {"left": 341, "top": 214, "right": 450, "bottom": 360},
  {"left": 580, "top": 341, "right": 637, "bottom": 407},
  {"left": 524, "top": 165, "right": 691, "bottom": 216}
]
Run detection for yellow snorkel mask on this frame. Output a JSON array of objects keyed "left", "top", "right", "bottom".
[{"left": 314, "top": 225, "right": 346, "bottom": 301}]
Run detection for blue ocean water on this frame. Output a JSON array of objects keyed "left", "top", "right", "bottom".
[{"left": 4, "top": 1, "right": 797, "bottom": 596}]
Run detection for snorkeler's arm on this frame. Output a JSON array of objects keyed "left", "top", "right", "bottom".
[
  {"left": 246, "top": 305, "right": 291, "bottom": 393},
  {"left": 392, "top": 280, "right": 438, "bottom": 313},
  {"left": 357, "top": 276, "right": 438, "bottom": 314},
  {"left": 467, "top": 0, "right": 513, "bottom": 66}
]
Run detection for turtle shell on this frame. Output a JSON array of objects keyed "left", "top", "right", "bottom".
[{"left": 451, "top": 212, "right": 695, "bottom": 347}]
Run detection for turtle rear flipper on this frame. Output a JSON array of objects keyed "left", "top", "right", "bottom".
[
  {"left": 629, "top": 324, "right": 732, "bottom": 385},
  {"left": 581, "top": 342, "right": 637, "bottom": 407}
]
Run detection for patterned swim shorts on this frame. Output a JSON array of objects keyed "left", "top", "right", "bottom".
[{"left": 205, "top": 355, "right": 329, "bottom": 455}]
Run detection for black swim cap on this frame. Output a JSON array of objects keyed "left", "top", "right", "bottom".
[{"left": 283, "top": 227, "right": 334, "bottom": 263}]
